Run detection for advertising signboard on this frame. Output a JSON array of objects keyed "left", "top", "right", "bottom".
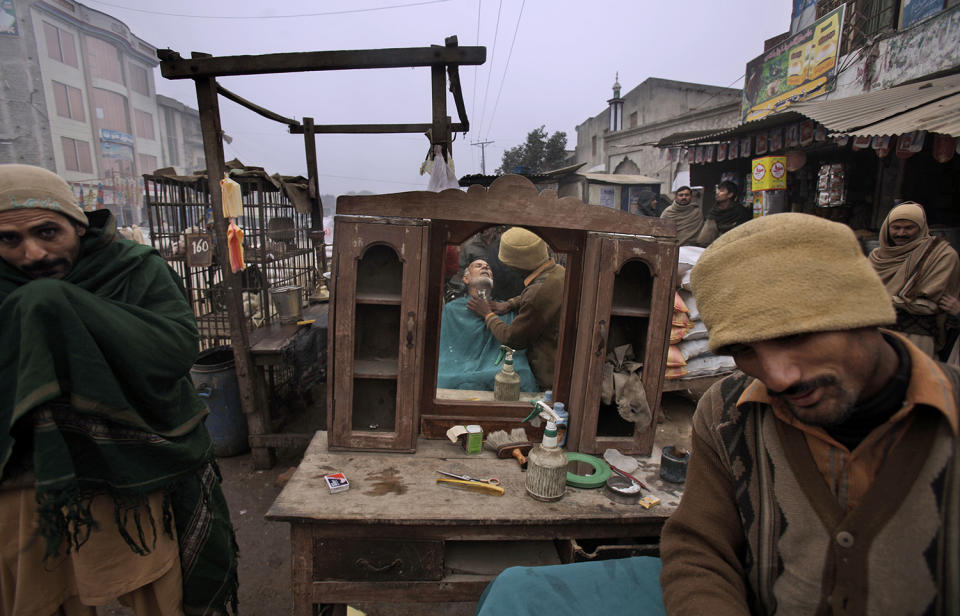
[
  {"left": 899, "top": 0, "right": 944, "bottom": 29},
  {"left": 0, "top": 0, "right": 17, "bottom": 36},
  {"left": 99, "top": 129, "right": 135, "bottom": 146},
  {"left": 752, "top": 156, "right": 787, "bottom": 192},
  {"left": 741, "top": 5, "right": 845, "bottom": 122}
]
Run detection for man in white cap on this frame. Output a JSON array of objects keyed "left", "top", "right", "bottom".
[
  {"left": 0, "top": 164, "right": 237, "bottom": 615},
  {"left": 869, "top": 201, "right": 960, "bottom": 357},
  {"left": 467, "top": 227, "right": 565, "bottom": 389},
  {"left": 660, "top": 213, "right": 959, "bottom": 614}
]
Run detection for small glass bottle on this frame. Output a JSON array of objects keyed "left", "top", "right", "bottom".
[{"left": 553, "top": 402, "right": 569, "bottom": 447}]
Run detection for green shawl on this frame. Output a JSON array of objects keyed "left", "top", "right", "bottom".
[{"left": 0, "top": 211, "right": 238, "bottom": 615}]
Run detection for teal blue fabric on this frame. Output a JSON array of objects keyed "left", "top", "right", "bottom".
[
  {"left": 437, "top": 297, "right": 537, "bottom": 392},
  {"left": 474, "top": 557, "right": 665, "bottom": 616}
]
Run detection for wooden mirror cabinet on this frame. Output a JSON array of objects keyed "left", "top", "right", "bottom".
[{"left": 327, "top": 175, "right": 678, "bottom": 455}]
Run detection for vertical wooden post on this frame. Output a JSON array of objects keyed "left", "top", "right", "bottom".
[
  {"left": 194, "top": 72, "right": 273, "bottom": 468},
  {"left": 302, "top": 117, "right": 327, "bottom": 274},
  {"left": 430, "top": 65, "right": 450, "bottom": 154}
]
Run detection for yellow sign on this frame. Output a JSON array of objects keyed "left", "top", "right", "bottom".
[
  {"left": 741, "top": 5, "right": 844, "bottom": 122},
  {"left": 752, "top": 156, "right": 787, "bottom": 192}
]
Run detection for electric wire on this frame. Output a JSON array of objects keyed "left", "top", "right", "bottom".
[
  {"left": 483, "top": 0, "right": 524, "bottom": 142},
  {"left": 470, "top": 0, "right": 483, "bottom": 171},
  {"left": 475, "top": 0, "right": 503, "bottom": 140},
  {"left": 688, "top": 73, "right": 745, "bottom": 111},
  {"left": 83, "top": 0, "right": 452, "bottom": 20}
]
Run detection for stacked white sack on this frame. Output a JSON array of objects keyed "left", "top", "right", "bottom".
[{"left": 665, "top": 248, "right": 735, "bottom": 380}]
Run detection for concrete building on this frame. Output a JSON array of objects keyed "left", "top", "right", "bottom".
[
  {"left": 156, "top": 94, "right": 205, "bottom": 176},
  {"left": 572, "top": 76, "right": 742, "bottom": 202},
  {"left": 0, "top": 0, "right": 163, "bottom": 225}
]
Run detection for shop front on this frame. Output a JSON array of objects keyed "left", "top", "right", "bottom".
[{"left": 658, "top": 72, "right": 960, "bottom": 240}]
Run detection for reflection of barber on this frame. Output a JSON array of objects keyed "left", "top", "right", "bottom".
[
  {"left": 438, "top": 259, "right": 536, "bottom": 391},
  {"left": 468, "top": 228, "right": 564, "bottom": 389}
]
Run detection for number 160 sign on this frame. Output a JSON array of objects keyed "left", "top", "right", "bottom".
[{"left": 185, "top": 233, "right": 213, "bottom": 267}]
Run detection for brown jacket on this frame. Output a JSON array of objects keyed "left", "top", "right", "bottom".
[
  {"left": 660, "top": 334, "right": 960, "bottom": 615},
  {"left": 485, "top": 261, "right": 564, "bottom": 389}
]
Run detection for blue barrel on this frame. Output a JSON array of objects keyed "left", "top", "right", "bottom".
[{"left": 190, "top": 347, "right": 249, "bottom": 457}]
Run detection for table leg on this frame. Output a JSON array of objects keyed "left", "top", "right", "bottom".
[{"left": 249, "top": 363, "right": 276, "bottom": 469}]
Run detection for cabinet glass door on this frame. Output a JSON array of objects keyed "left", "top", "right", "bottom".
[
  {"left": 571, "top": 232, "right": 676, "bottom": 455},
  {"left": 329, "top": 218, "right": 427, "bottom": 451}
]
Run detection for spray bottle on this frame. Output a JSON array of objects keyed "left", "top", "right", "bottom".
[
  {"left": 523, "top": 401, "right": 568, "bottom": 501},
  {"left": 494, "top": 345, "right": 521, "bottom": 401}
]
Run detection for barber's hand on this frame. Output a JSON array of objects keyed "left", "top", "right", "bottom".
[
  {"left": 940, "top": 294, "right": 960, "bottom": 315},
  {"left": 489, "top": 300, "right": 511, "bottom": 315},
  {"left": 467, "top": 296, "right": 492, "bottom": 318}
]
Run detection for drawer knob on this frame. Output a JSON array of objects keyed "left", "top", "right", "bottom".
[{"left": 355, "top": 557, "right": 402, "bottom": 573}]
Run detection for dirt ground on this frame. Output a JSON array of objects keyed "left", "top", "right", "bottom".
[{"left": 104, "top": 392, "right": 696, "bottom": 616}]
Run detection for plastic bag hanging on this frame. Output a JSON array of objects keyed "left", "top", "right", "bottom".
[
  {"left": 220, "top": 174, "right": 242, "bottom": 218},
  {"left": 425, "top": 145, "right": 459, "bottom": 192},
  {"left": 227, "top": 220, "right": 246, "bottom": 273}
]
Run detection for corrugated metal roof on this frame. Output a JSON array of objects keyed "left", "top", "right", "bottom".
[
  {"left": 657, "top": 128, "right": 734, "bottom": 146},
  {"left": 789, "top": 73, "right": 960, "bottom": 132},
  {"left": 844, "top": 92, "right": 960, "bottom": 137},
  {"left": 577, "top": 172, "right": 661, "bottom": 185},
  {"left": 656, "top": 73, "right": 960, "bottom": 146}
]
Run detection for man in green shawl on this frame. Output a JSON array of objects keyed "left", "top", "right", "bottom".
[
  {"left": 0, "top": 165, "right": 238, "bottom": 615},
  {"left": 437, "top": 259, "right": 536, "bottom": 392}
]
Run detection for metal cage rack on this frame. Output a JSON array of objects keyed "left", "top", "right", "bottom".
[{"left": 144, "top": 172, "right": 319, "bottom": 351}]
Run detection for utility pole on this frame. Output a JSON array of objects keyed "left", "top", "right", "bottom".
[{"left": 472, "top": 139, "right": 495, "bottom": 174}]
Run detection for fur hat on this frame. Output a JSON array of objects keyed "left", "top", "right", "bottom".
[
  {"left": 690, "top": 213, "right": 895, "bottom": 353},
  {"left": 498, "top": 227, "right": 549, "bottom": 271},
  {"left": 0, "top": 164, "right": 88, "bottom": 226}
]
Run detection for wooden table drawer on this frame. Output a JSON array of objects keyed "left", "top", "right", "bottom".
[{"left": 312, "top": 538, "right": 443, "bottom": 581}]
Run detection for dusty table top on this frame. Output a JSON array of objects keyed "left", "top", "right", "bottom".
[{"left": 266, "top": 431, "right": 683, "bottom": 530}]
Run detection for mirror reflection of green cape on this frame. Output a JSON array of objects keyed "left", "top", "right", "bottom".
[{"left": 437, "top": 296, "right": 537, "bottom": 392}]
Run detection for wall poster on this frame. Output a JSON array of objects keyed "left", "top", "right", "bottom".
[
  {"left": 0, "top": 0, "right": 17, "bottom": 36},
  {"left": 741, "top": 5, "right": 845, "bottom": 122}
]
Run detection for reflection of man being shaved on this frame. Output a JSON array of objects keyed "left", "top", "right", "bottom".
[
  {"left": 437, "top": 259, "right": 536, "bottom": 392},
  {"left": 468, "top": 228, "right": 565, "bottom": 389}
]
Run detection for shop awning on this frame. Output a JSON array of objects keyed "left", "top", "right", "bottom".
[
  {"left": 842, "top": 91, "right": 960, "bottom": 138},
  {"left": 577, "top": 171, "right": 662, "bottom": 185},
  {"left": 656, "top": 72, "right": 960, "bottom": 146},
  {"left": 789, "top": 72, "right": 960, "bottom": 136}
]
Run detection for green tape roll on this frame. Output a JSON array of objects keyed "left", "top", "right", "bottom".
[{"left": 565, "top": 453, "right": 611, "bottom": 489}]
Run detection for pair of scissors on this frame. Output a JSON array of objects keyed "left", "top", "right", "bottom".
[{"left": 436, "top": 470, "right": 500, "bottom": 486}]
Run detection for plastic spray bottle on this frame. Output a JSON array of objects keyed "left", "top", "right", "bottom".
[
  {"left": 523, "top": 401, "right": 568, "bottom": 501},
  {"left": 494, "top": 345, "right": 521, "bottom": 401}
]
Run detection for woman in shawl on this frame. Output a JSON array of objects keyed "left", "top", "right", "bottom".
[{"left": 869, "top": 201, "right": 960, "bottom": 357}]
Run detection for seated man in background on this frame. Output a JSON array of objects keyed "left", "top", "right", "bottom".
[
  {"left": 437, "top": 258, "right": 536, "bottom": 392},
  {"left": 869, "top": 201, "right": 960, "bottom": 357}
]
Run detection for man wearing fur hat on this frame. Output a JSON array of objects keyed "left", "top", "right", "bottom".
[
  {"left": 869, "top": 201, "right": 960, "bottom": 357},
  {"left": 467, "top": 227, "right": 564, "bottom": 389},
  {"left": 0, "top": 165, "right": 238, "bottom": 614},
  {"left": 660, "top": 213, "right": 959, "bottom": 614}
]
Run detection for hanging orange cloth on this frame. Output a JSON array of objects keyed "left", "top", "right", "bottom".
[{"left": 227, "top": 220, "right": 246, "bottom": 273}]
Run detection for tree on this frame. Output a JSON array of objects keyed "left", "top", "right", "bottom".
[{"left": 495, "top": 126, "right": 568, "bottom": 174}]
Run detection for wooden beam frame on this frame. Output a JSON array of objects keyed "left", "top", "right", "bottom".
[
  {"left": 158, "top": 37, "right": 485, "bottom": 467},
  {"left": 158, "top": 45, "right": 485, "bottom": 79}
]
